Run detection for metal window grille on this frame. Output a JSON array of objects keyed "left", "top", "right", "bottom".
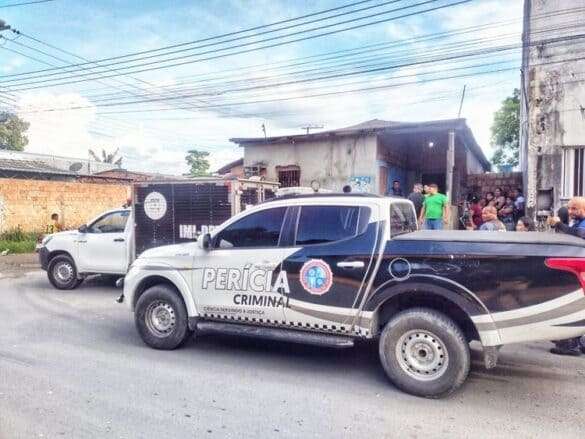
[
  {"left": 562, "top": 147, "right": 585, "bottom": 197},
  {"left": 278, "top": 169, "right": 300, "bottom": 188}
]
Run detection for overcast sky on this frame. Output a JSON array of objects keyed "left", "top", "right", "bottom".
[{"left": 0, "top": 0, "right": 524, "bottom": 174}]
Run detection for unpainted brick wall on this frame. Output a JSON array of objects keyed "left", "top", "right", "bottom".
[
  {"left": 466, "top": 172, "right": 523, "bottom": 198},
  {"left": 0, "top": 178, "right": 130, "bottom": 233}
]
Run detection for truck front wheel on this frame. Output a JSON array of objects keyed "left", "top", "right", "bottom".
[
  {"left": 135, "top": 285, "right": 191, "bottom": 350},
  {"left": 47, "top": 255, "right": 83, "bottom": 290},
  {"left": 379, "top": 308, "right": 470, "bottom": 398}
]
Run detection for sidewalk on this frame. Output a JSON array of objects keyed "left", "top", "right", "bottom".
[{"left": 0, "top": 253, "right": 40, "bottom": 277}]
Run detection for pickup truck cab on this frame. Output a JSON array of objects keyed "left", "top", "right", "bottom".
[
  {"left": 38, "top": 208, "right": 132, "bottom": 289},
  {"left": 123, "top": 194, "right": 585, "bottom": 398}
]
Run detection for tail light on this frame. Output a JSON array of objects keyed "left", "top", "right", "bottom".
[{"left": 545, "top": 258, "right": 585, "bottom": 292}]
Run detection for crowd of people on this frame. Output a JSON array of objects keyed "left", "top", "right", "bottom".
[{"left": 464, "top": 187, "right": 529, "bottom": 232}]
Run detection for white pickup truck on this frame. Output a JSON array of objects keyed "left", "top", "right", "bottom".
[
  {"left": 121, "top": 193, "right": 585, "bottom": 397},
  {"left": 38, "top": 208, "right": 132, "bottom": 289}
]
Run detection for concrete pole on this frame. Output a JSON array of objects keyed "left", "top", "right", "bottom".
[{"left": 446, "top": 129, "right": 455, "bottom": 203}]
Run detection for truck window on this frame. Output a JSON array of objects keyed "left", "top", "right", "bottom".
[
  {"left": 214, "top": 207, "right": 286, "bottom": 249},
  {"left": 296, "top": 206, "right": 366, "bottom": 245},
  {"left": 89, "top": 211, "right": 129, "bottom": 234},
  {"left": 390, "top": 203, "right": 417, "bottom": 237}
]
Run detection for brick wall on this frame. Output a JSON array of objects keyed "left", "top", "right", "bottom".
[
  {"left": 466, "top": 172, "right": 523, "bottom": 197},
  {"left": 0, "top": 178, "right": 130, "bottom": 233}
]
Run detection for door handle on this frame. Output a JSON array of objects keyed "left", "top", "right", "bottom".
[
  {"left": 76, "top": 240, "right": 87, "bottom": 243},
  {"left": 337, "top": 261, "right": 365, "bottom": 269},
  {"left": 253, "top": 261, "right": 278, "bottom": 270},
  {"left": 114, "top": 238, "right": 125, "bottom": 242}
]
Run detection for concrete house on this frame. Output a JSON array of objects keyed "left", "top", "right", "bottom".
[
  {"left": 231, "top": 118, "right": 489, "bottom": 201},
  {"left": 520, "top": 0, "right": 585, "bottom": 215}
]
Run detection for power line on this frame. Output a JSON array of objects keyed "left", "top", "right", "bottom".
[
  {"left": 84, "top": 53, "right": 585, "bottom": 116},
  {"left": 80, "top": 30, "right": 530, "bottom": 105},
  {"left": 4, "top": 1, "right": 581, "bottom": 97},
  {"left": 15, "top": 32, "right": 583, "bottom": 113},
  {"left": 0, "top": 0, "right": 54, "bottom": 8},
  {"left": 1, "top": 0, "right": 395, "bottom": 78},
  {"left": 0, "top": 30, "right": 237, "bottom": 116},
  {"left": 1, "top": 0, "right": 473, "bottom": 89},
  {"left": 65, "top": 5, "right": 585, "bottom": 97}
]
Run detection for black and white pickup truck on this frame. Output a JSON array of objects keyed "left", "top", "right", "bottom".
[{"left": 122, "top": 194, "right": 585, "bottom": 398}]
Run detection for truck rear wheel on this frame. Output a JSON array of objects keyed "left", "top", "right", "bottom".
[
  {"left": 47, "top": 255, "right": 83, "bottom": 290},
  {"left": 135, "top": 285, "right": 191, "bottom": 350},
  {"left": 379, "top": 307, "right": 470, "bottom": 398}
]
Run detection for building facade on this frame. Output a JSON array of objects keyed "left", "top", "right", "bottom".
[
  {"left": 231, "top": 119, "right": 489, "bottom": 201},
  {"left": 521, "top": 0, "right": 585, "bottom": 215}
]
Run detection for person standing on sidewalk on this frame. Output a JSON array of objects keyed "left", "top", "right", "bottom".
[
  {"left": 407, "top": 183, "right": 425, "bottom": 218},
  {"left": 390, "top": 180, "right": 404, "bottom": 197},
  {"left": 547, "top": 197, "right": 585, "bottom": 356},
  {"left": 418, "top": 183, "right": 449, "bottom": 230}
]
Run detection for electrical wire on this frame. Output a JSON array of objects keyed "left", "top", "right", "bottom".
[
  {"left": 0, "top": 0, "right": 54, "bottom": 8},
  {"left": 1, "top": 0, "right": 474, "bottom": 89}
]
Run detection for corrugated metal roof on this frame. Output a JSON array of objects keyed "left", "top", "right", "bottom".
[
  {"left": 0, "top": 158, "right": 76, "bottom": 176},
  {"left": 230, "top": 118, "right": 490, "bottom": 171},
  {"left": 216, "top": 158, "right": 243, "bottom": 175}
]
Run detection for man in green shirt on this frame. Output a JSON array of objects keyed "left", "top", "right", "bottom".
[{"left": 418, "top": 184, "right": 449, "bottom": 230}]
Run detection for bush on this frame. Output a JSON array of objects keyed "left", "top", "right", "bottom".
[
  {"left": 0, "top": 239, "right": 36, "bottom": 254},
  {"left": 0, "top": 228, "right": 40, "bottom": 254},
  {"left": 0, "top": 228, "right": 39, "bottom": 242}
]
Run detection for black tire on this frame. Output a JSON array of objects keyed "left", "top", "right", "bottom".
[
  {"left": 47, "top": 255, "right": 83, "bottom": 290},
  {"left": 378, "top": 307, "right": 470, "bottom": 398},
  {"left": 135, "top": 285, "right": 191, "bottom": 350}
]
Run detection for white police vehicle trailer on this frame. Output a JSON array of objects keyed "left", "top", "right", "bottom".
[
  {"left": 133, "top": 177, "right": 280, "bottom": 257},
  {"left": 38, "top": 177, "right": 279, "bottom": 290}
]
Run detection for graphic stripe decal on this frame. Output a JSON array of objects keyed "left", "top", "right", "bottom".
[
  {"left": 472, "top": 292, "right": 585, "bottom": 334},
  {"left": 553, "top": 319, "right": 585, "bottom": 327},
  {"left": 288, "top": 300, "right": 373, "bottom": 326},
  {"left": 488, "top": 290, "right": 584, "bottom": 322}
]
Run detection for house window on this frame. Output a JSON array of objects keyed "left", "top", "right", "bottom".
[
  {"left": 277, "top": 165, "right": 300, "bottom": 187},
  {"left": 562, "top": 147, "right": 585, "bottom": 197}
]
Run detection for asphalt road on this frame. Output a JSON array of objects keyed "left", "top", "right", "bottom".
[{"left": 1, "top": 271, "right": 584, "bottom": 439}]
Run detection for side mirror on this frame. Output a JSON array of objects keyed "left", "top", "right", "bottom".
[
  {"left": 78, "top": 224, "right": 88, "bottom": 233},
  {"left": 201, "top": 233, "right": 211, "bottom": 250}
]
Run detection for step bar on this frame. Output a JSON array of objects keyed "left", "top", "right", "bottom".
[{"left": 195, "top": 320, "right": 355, "bottom": 349}]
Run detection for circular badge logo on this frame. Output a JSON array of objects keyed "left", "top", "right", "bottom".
[
  {"left": 300, "top": 259, "right": 333, "bottom": 295},
  {"left": 144, "top": 191, "right": 167, "bottom": 221}
]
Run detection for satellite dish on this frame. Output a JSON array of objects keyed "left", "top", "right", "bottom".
[{"left": 69, "top": 162, "right": 83, "bottom": 172}]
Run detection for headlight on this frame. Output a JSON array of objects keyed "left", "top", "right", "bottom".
[{"left": 41, "top": 235, "right": 53, "bottom": 246}]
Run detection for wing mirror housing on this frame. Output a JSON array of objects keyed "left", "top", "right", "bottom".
[
  {"left": 201, "top": 233, "right": 212, "bottom": 250},
  {"left": 78, "top": 224, "right": 88, "bottom": 233}
]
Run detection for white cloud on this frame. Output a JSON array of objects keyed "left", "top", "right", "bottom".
[{"left": 0, "top": 57, "right": 24, "bottom": 74}]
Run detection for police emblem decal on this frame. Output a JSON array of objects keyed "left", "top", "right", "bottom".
[{"left": 300, "top": 259, "right": 333, "bottom": 295}]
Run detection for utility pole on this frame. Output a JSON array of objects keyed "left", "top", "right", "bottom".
[
  {"left": 446, "top": 129, "right": 455, "bottom": 205},
  {"left": 301, "top": 124, "right": 323, "bottom": 135},
  {"left": 457, "top": 84, "right": 467, "bottom": 118}
]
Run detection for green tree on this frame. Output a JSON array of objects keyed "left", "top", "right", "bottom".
[
  {"left": 490, "top": 88, "right": 520, "bottom": 168},
  {"left": 185, "top": 149, "right": 210, "bottom": 177},
  {"left": 0, "top": 112, "right": 30, "bottom": 151}
]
